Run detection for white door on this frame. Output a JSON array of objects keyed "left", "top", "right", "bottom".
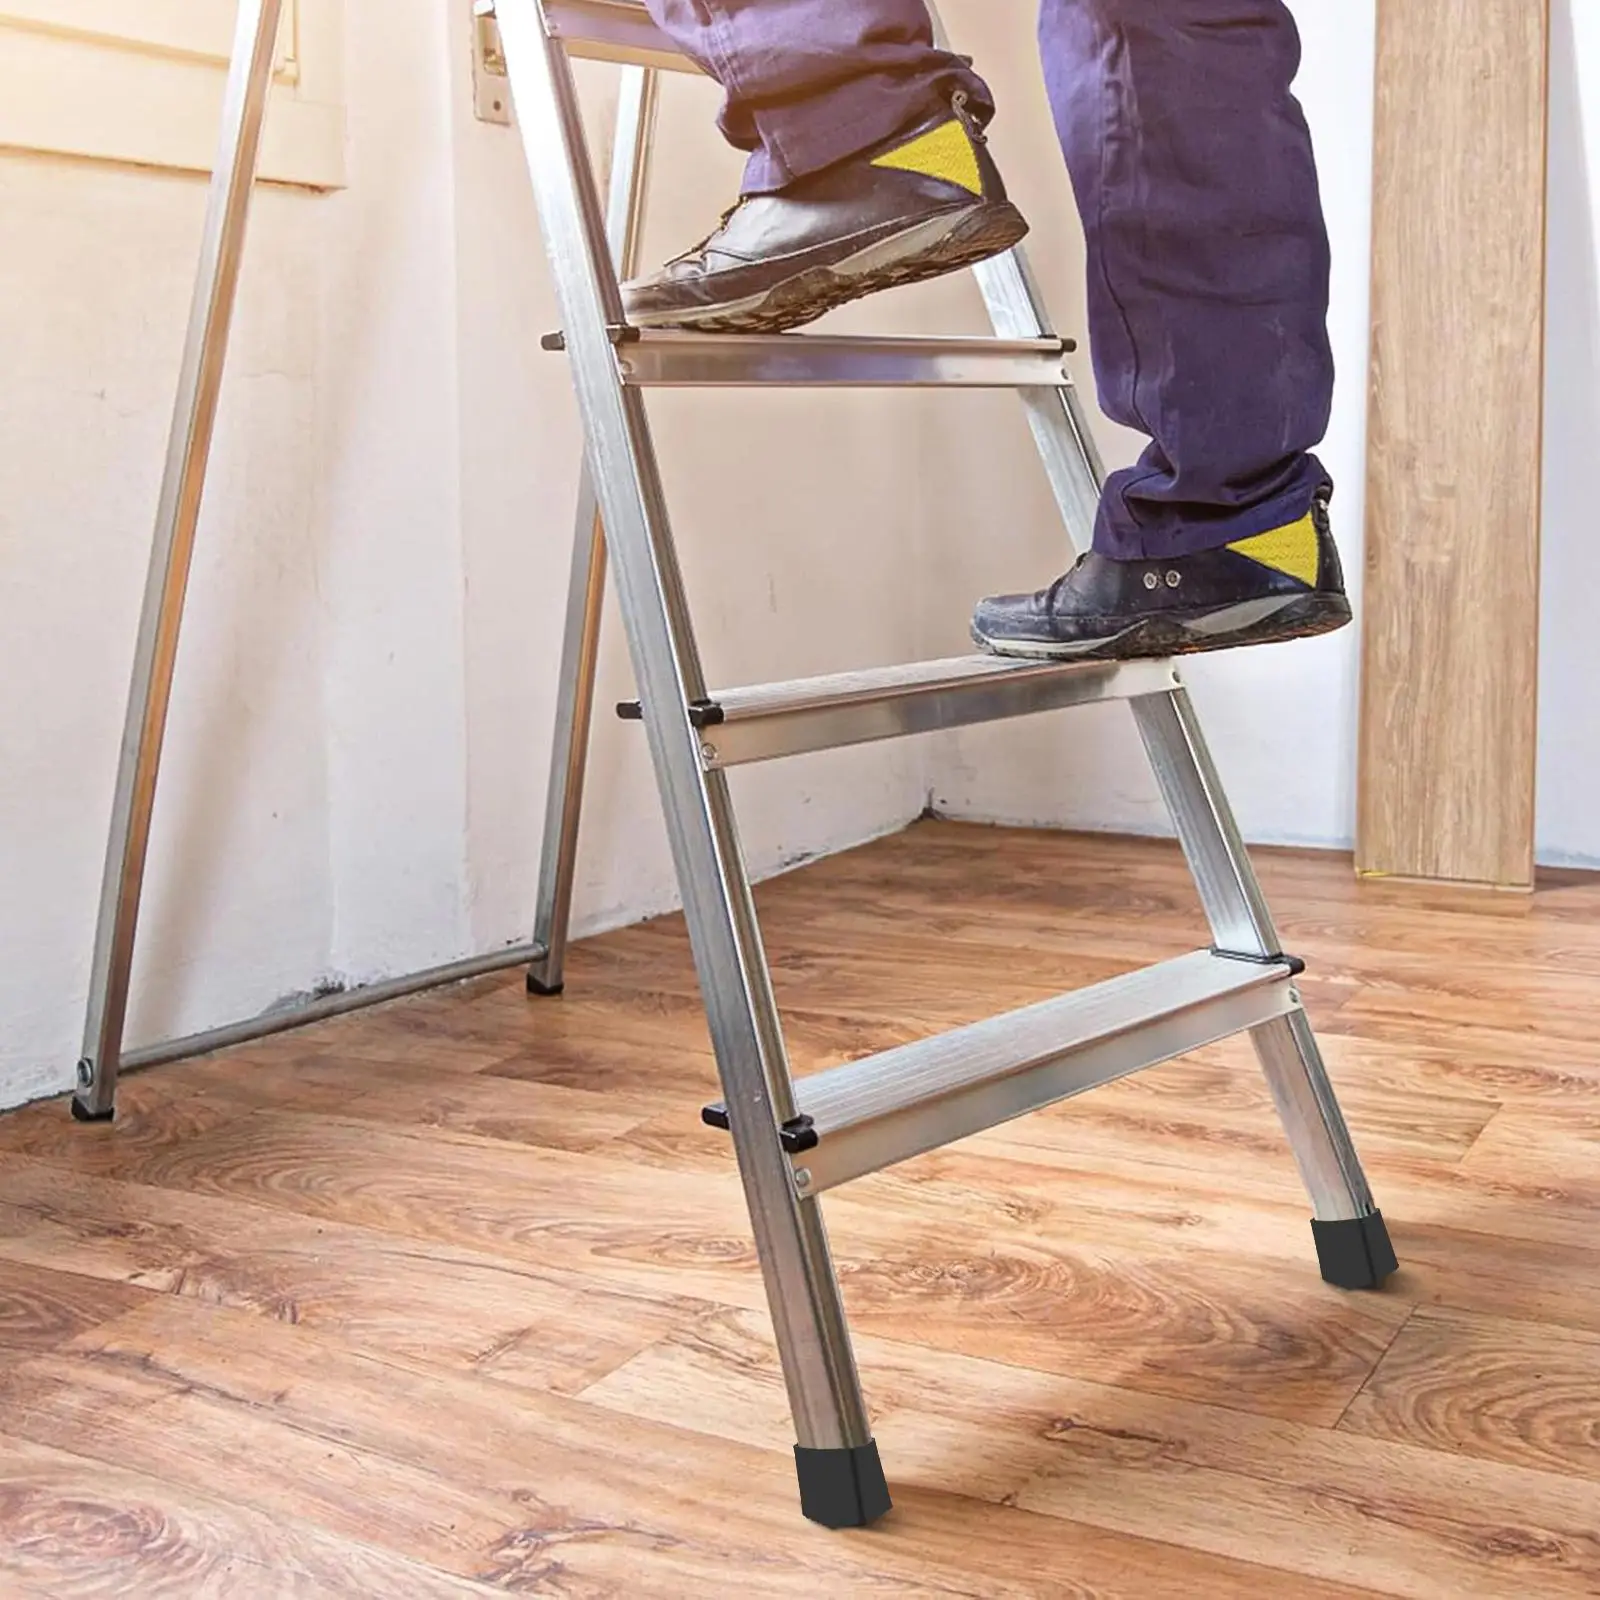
[{"left": 0, "top": 0, "right": 345, "bottom": 187}]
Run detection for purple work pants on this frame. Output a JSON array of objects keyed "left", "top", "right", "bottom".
[{"left": 643, "top": 0, "right": 1334, "bottom": 560}]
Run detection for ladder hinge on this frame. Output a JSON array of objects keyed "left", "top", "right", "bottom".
[
  {"left": 1212, "top": 947, "right": 1307, "bottom": 979},
  {"left": 701, "top": 1105, "right": 820, "bottom": 1155}
]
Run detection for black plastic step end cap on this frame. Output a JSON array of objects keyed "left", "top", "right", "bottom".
[
  {"left": 701, "top": 1102, "right": 730, "bottom": 1132},
  {"left": 794, "top": 1441, "right": 892, "bottom": 1529},
  {"left": 617, "top": 700, "right": 643, "bottom": 722},
  {"left": 782, "top": 1114, "right": 819, "bottom": 1155},
  {"left": 1312, "top": 1212, "right": 1398, "bottom": 1290},
  {"left": 526, "top": 972, "right": 565, "bottom": 998},
  {"left": 70, "top": 1098, "right": 115, "bottom": 1124},
  {"left": 1211, "top": 947, "right": 1307, "bottom": 978},
  {"left": 541, "top": 331, "right": 566, "bottom": 352}
]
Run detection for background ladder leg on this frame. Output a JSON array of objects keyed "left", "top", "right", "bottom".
[
  {"left": 499, "top": 1, "right": 888, "bottom": 1523},
  {"left": 1134, "top": 687, "right": 1397, "bottom": 1288},
  {"left": 527, "top": 484, "right": 605, "bottom": 995},
  {"left": 528, "top": 66, "right": 659, "bottom": 996},
  {"left": 73, "top": 0, "right": 285, "bottom": 1123}
]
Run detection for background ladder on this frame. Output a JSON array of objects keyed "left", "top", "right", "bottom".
[{"left": 69, "top": 0, "right": 1396, "bottom": 1531}]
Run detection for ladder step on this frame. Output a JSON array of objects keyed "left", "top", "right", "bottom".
[
  {"left": 618, "top": 654, "right": 1180, "bottom": 768},
  {"left": 705, "top": 950, "right": 1303, "bottom": 1195},
  {"left": 540, "top": 0, "right": 701, "bottom": 74},
  {"left": 544, "top": 330, "right": 1077, "bottom": 388}
]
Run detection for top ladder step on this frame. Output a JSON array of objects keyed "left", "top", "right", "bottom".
[
  {"left": 539, "top": 0, "right": 703, "bottom": 73},
  {"left": 705, "top": 949, "right": 1303, "bottom": 1195}
]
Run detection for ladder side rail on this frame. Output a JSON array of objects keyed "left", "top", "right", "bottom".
[
  {"left": 498, "top": 0, "right": 878, "bottom": 1469},
  {"left": 925, "top": 0, "right": 1101, "bottom": 546},
  {"left": 971, "top": 252, "right": 1106, "bottom": 551},
  {"left": 74, "top": 0, "right": 287, "bottom": 1122},
  {"left": 1253, "top": 1010, "right": 1379, "bottom": 1223},
  {"left": 528, "top": 64, "right": 660, "bottom": 994},
  {"left": 1132, "top": 687, "right": 1284, "bottom": 959},
  {"left": 1135, "top": 692, "right": 1379, "bottom": 1223}
]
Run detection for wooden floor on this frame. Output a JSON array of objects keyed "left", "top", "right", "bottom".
[{"left": 3, "top": 822, "right": 1599, "bottom": 1597}]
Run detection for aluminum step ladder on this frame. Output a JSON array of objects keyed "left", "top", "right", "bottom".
[
  {"left": 70, "top": 0, "right": 1396, "bottom": 1532},
  {"left": 499, "top": 0, "right": 1397, "bottom": 1529}
]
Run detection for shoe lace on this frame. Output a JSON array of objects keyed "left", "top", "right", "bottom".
[
  {"left": 1044, "top": 552, "right": 1089, "bottom": 606},
  {"left": 951, "top": 88, "right": 987, "bottom": 146},
  {"left": 669, "top": 199, "right": 748, "bottom": 267}
]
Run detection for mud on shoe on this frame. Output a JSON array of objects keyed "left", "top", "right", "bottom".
[
  {"left": 971, "top": 496, "right": 1353, "bottom": 663},
  {"left": 620, "top": 96, "right": 1029, "bottom": 334}
]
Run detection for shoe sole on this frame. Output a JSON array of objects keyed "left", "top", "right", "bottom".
[
  {"left": 971, "top": 591, "right": 1354, "bottom": 663},
  {"left": 627, "top": 201, "right": 1031, "bottom": 335}
]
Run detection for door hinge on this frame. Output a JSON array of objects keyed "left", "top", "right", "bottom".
[{"left": 472, "top": 1, "right": 512, "bottom": 126}]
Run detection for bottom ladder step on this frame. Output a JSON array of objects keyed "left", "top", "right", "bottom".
[{"left": 706, "top": 949, "right": 1302, "bottom": 1194}]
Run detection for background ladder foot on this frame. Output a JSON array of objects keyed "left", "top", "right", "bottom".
[
  {"left": 69, "top": 1098, "right": 115, "bottom": 1125},
  {"left": 1312, "top": 1212, "right": 1398, "bottom": 1290},
  {"left": 794, "top": 1441, "right": 892, "bottom": 1529},
  {"left": 526, "top": 972, "right": 565, "bottom": 997}
]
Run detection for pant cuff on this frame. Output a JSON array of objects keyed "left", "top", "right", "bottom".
[
  {"left": 739, "top": 68, "right": 993, "bottom": 193},
  {"left": 1092, "top": 474, "right": 1333, "bottom": 562}
]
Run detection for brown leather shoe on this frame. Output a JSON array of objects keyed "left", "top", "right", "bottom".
[{"left": 622, "top": 97, "right": 1028, "bottom": 334}]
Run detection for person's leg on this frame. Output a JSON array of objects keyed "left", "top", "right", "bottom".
[
  {"left": 625, "top": 1, "right": 1029, "bottom": 332},
  {"left": 1042, "top": 0, "right": 1334, "bottom": 559},
  {"left": 643, "top": 0, "right": 989, "bottom": 194},
  {"left": 974, "top": 0, "right": 1349, "bottom": 660}
]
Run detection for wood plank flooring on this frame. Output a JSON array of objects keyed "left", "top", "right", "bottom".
[{"left": 2, "top": 821, "right": 1598, "bottom": 1596}]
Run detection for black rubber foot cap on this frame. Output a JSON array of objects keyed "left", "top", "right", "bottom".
[
  {"left": 794, "top": 1442, "right": 891, "bottom": 1529},
  {"left": 1313, "top": 1212, "right": 1398, "bottom": 1290},
  {"left": 526, "top": 972, "right": 564, "bottom": 998},
  {"left": 70, "top": 1099, "right": 114, "bottom": 1124}
]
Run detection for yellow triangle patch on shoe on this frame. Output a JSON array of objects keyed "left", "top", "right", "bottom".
[
  {"left": 872, "top": 119, "right": 984, "bottom": 196},
  {"left": 1228, "top": 512, "right": 1320, "bottom": 588}
]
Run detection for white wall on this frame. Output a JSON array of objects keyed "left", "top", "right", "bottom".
[
  {"left": 1539, "top": 0, "right": 1600, "bottom": 869},
  {"left": 317, "top": 0, "right": 472, "bottom": 983},
  {"left": 0, "top": 0, "right": 927, "bottom": 1110}
]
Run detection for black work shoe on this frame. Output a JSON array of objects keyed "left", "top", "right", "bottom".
[
  {"left": 971, "top": 496, "right": 1352, "bottom": 662},
  {"left": 621, "top": 97, "right": 1029, "bottom": 334}
]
